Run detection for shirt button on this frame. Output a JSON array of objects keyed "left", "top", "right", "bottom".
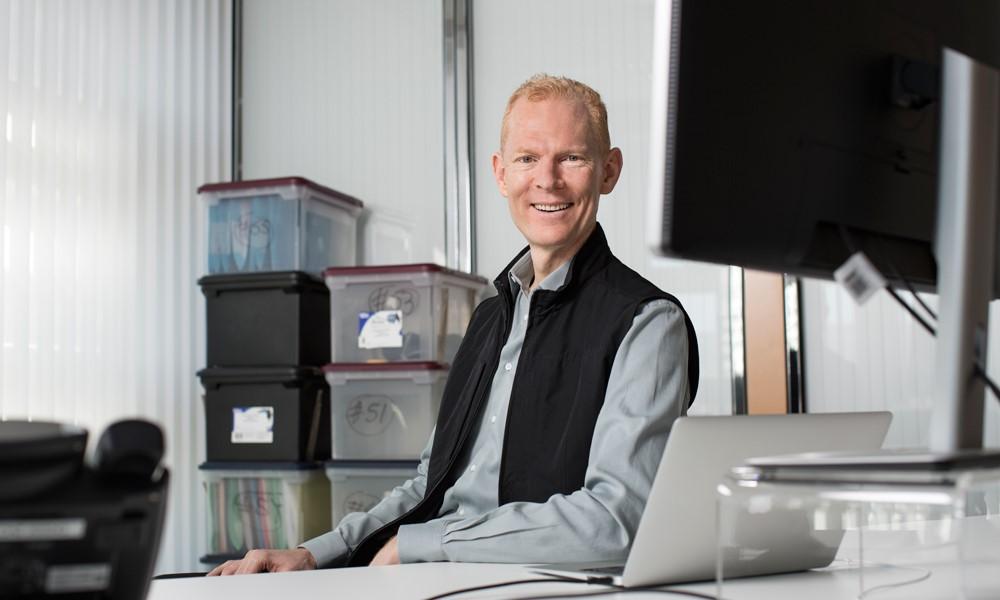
[
  {"left": 523, "top": 314, "right": 528, "bottom": 321},
  {"left": 458, "top": 508, "right": 465, "bottom": 516},
  {"left": 469, "top": 464, "right": 477, "bottom": 472},
  {"left": 490, "top": 415, "right": 497, "bottom": 424},
  {"left": 504, "top": 363, "right": 512, "bottom": 372}
]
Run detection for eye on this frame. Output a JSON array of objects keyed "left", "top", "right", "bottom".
[
  {"left": 563, "top": 155, "right": 584, "bottom": 162},
  {"left": 513, "top": 155, "right": 536, "bottom": 164}
]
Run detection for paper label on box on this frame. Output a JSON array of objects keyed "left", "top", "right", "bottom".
[
  {"left": 358, "top": 310, "right": 403, "bottom": 349},
  {"left": 231, "top": 406, "right": 274, "bottom": 444}
]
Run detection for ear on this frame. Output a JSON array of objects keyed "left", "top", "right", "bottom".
[
  {"left": 492, "top": 151, "right": 509, "bottom": 197},
  {"left": 599, "top": 147, "right": 624, "bottom": 195}
]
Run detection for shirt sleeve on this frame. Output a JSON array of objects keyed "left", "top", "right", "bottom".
[
  {"left": 395, "top": 298, "right": 690, "bottom": 564},
  {"left": 299, "top": 429, "right": 435, "bottom": 567}
]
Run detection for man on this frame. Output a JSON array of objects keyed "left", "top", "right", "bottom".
[{"left": 209, "top": 74, "right": 698, "bottom": 575}]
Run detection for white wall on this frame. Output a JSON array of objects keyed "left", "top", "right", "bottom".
[
  {"left": 471, "top": 0, "right": 733, "bottom": 415},
  {"left": 241, "top": 0, "right": 446, "bottom": 266}
]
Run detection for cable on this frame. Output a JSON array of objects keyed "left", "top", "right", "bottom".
[
  {"left": 837, "top": 560, "right": 934, "bottom": 599},
  {"left": 511, "top": 587, "right": 723, "bottom": 600},
  {"left": 421, "top": 577, "right": 588, "bottom": 600},
  {"left": 421, "top": 576, "right": 725, "bottom": 600},
  {"left": 883, "top": 286, "right": 936, "bottom": 336}
]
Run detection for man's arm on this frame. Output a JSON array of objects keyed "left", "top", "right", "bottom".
[{"left": 394, "top": 299, "right": 690, "bottom": 563}]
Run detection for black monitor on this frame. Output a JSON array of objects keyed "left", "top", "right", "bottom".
[{"left": 648, "top": 0, "right": 1000, "bottom": 453}]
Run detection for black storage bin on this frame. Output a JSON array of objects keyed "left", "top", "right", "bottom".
[
  {"left": 199, "top": 367, "right": 330, "bottom": 461},
  {"left": 199, "top": 271, "right": 330, "bottom": 367}
]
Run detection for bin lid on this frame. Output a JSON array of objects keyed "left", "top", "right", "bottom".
[
  {"left": 199, "top": 461, "right": 324, "bottom": 471},
  {"left": 322, "top": 361, "right": 448, "bottom": 373},
  {"left": 197, "top": 176, "right": 364, "bottom": 209},
  {"left": 197, "top": 270, "right": 328, "bottom": 293},
  {"left": 324, "top": 459, "right": 420, "bottom": 470},
  {"left": 197, "top": 367, "right": 325, "bottom": 385},
  {"left": 323, "top": 263, "right": 487, "bottom": 286}
]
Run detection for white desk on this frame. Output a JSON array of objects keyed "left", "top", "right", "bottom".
[{"left": 147, "top": 558, "right": 974, "bottom": 600}]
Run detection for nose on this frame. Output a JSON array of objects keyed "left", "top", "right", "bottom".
[{"left": 533, "top": 157, "right": 564, "bottom": 191}]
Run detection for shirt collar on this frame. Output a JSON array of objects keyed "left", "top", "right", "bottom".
[{"left": 508, "top": 253, "right": 573, "bottom": 297}]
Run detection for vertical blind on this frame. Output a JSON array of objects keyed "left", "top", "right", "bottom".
[{"left": 0, "top": 0, "right": 232, "bottom": 571}]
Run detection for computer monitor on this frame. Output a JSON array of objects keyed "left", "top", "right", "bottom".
[{"left": 648, "top": 0, "right": 1000, "bottom": 453}]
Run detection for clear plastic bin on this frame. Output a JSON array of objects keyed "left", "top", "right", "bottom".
[
  {"left": 325, "top": 461, "right": 419, "bottom": 527},
  {"left": 200, "top": 176, "right": 363, "bottom": 275},
  {"left": 323, "top": 264, "right": 487, "bottom": 364},
  {"left": 323, "top": 362, "right": 446, "bottom": 460},
  {"left": 200, "top": 462, "right": 331, "bottom": 556},
  {"left": 716, "top": 457, "right": 1000, "bottom": 599}
]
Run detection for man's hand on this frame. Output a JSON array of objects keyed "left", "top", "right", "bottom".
[
  {"left": 369, "top": 536, "right": 400, "bottom": 566},
  {"left": 206, "top": 548, "right": 317, "bottom": 576}
]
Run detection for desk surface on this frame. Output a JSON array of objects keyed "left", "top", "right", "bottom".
[{"left": 147, "top": 559, "right": 972, "bottom": 600}]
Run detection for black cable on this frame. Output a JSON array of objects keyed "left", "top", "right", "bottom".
[
  {"left": 511, "top": 586, "right": 723, "bottom": 600},
  {"left": 883, "top": 285, "right": 936, "bottom": 337},
  {"left": 421, "top": 577, "right": 589, "bottom": 600},
  {"left": 422, "top": 575, "right": 724, "bottom": 600}
]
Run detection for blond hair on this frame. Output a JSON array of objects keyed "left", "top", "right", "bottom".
[{"left": 500, "top": 74, "right": 610, "bottom": 153}]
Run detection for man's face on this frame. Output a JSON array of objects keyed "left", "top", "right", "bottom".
[{"left": 492, "top": 97, "right": 622, "bottom": 264}]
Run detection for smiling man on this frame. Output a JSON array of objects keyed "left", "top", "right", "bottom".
[{"left": 209, "top": 75, "right": 698, "bottom": 575}]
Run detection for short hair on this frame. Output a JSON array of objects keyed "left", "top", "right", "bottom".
[{"left": 500, "top": 74, "right": 611, "bottom": 154}]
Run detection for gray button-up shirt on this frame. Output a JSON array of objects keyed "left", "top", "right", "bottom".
[{"left": 301, "top": 252, "right": 690, "bottom": 565}]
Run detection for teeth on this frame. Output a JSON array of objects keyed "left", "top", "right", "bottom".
[{"left": 534, "top": 204, "right": 570, "bottom": 212}]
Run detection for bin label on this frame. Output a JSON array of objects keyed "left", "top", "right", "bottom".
[
  {"left": 358, "top": 310, "right": 403, "bottom": 349},
  {"left": 231, "top": 406, "right": 274, "bottom": 444},
  {"left": 346, "top": 395, "right": 397, "bottom": 436}
]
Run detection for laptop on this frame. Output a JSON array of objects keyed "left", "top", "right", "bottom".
[{"left": 534, "top": 412, "right": 892, "bottom": 587}]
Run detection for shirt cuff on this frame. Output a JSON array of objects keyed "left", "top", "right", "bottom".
[
  {"left": 298, "top": 530, "right": 350, "bottom": 568},
  {"left": 396, "top": 520, "right": 448, "bottom": 563}
]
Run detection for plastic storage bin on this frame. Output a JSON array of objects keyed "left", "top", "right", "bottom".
[
  {"left": 200, "top": 176, "right": 362, "bottom": 275},
  {"left": 201, "top": 462, "right": 331, "bottom": 556},
  {"left": 325, "top": 461, "right": 419, "bottom": 527},
  {"left": 323, "top": 264, "right": 487, "bottom": 364},
  {"left": 199, "top": 367, "right": 330, "bottom": 462},
  {"left": 323, "top": 363, "right": 446, "bottom": 460},
  {"left": 200, "top": 271, "right": 330, "bottom": 367}
]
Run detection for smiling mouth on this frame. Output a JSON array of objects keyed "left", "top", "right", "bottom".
[{"left": 532, "top": 203, "right": 571, "bottom": 213}]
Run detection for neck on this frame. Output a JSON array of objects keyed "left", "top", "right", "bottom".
[{"left": 528, "top": 233, "right": 591, "bottom": 291}]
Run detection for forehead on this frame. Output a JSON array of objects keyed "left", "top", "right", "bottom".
[{"left": 504, "top": 97, "right": 594, "bottom": 150}]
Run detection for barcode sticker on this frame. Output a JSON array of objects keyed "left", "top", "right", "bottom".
[{"left": 833, "top": 252, "right": 886, "bottom": 305}]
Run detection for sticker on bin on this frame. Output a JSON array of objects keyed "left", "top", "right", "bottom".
[
  {"left": 358, "top": 310, "right": 403, "bottom": 349},
  {"left": 231, "top": 406, "right": 274, "bottom": 444}
]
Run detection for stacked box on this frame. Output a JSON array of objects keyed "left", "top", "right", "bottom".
[
  {"left": 200, "top": 463, "right": 331, "bottom": 556},
  {"left": 323, "top": 264, "right": 487, "bottom": 364},
  {"left": 199, "top": 271, "right": 331, "bottom": 367},
  {"left": 197, "top": 176, "right": 362, "bottom": 561},
  {"left": 199, "top": 367, "right": 330, "bottom": 462},
  {"left": 323, "top": 362, "right": 446, "bottom": 460},
  {"left": 200, "top": 176, "right": 362, "bottom": 276},
  {"left": 325, "top": 461, "right": 419, "bottom": 527},
  {"left": 321, "top": 264, "right": 486, "bottom": 530}
]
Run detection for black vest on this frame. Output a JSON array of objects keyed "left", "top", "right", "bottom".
[{"left": 346, "top": 224, "right": 699, "bottom": 566}]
